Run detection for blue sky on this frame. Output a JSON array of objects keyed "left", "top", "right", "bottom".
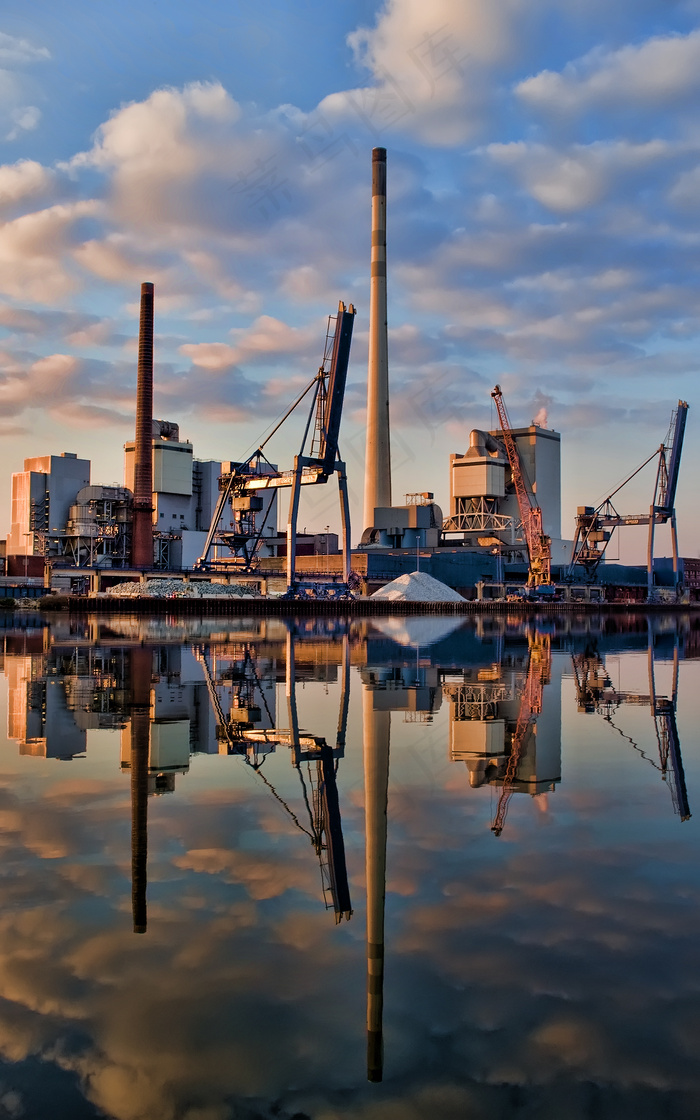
[{"left": 1, "top": 0, "right": 699, "bottom": 556}]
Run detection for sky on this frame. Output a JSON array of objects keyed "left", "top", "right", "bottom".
[{"left": 0, "top": 0, "right": 699, "bottom": 556}]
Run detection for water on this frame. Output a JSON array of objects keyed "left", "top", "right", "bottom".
[{"left": 0, "top": 610, "right": 698, "bottom": 1119}]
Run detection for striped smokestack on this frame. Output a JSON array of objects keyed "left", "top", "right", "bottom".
[
  {"left": 131, "top": 282, "right": 154, "bottom": 569},
  {"left": 363, "top": 147, "right": 392, "bottom": 531}
]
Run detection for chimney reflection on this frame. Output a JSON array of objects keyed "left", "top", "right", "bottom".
[
  {"left": 363, "top": 686, "right": 390, "bottom": 1084},
  {"left": 129, "top": 646, "right": 150, "bottom": 935}
]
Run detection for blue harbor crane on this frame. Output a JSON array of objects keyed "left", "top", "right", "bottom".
[
  {"left": 196, "top": 302, "right": 356, "bottom": 598},
  {"left": 567, "top": 401, "right": 689, "bottom": 597}
]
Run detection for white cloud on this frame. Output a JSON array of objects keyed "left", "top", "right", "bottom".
[
  {"left": 180, "top": 315, "right": 315, "bottom": 369},
  {"left": 517, "top": 28, "right": 700, "bottom": 114},
  {"left": 321, "top": 0, "right": 521, "bottom": 145},
  {"left": 0, "top": 200, "right": 100, "bottom": 303},
  {"left": 669, "top": 164, "right": 700, "bottom": 209},
  {"left": 0, "top": 32, "right": 50, "bottom": 66},
  {"left": 487, "top": 139, "right": 674, "bottom": 213},
  {"left": 0, "top": 352, "right": 78, "bottom": 414},
  {"left": 67, "top": 82, "right": 257, "bottom": 234},
  {"left": 0, "top": 33, "right": 49, "bottom": 142},
  {"left": 177, "top": 342, "right": 237, "bottom": 372},
  {"left": 0, "top": 159, "right": 52, "bottom": 208},
  {"left": 279, "top": 265, "right": 329, "bottom": 302},
  {"left": 5, "top": 104, "right": 40, "bottom": 140}
]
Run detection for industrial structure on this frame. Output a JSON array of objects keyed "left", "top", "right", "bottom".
[
  {"left": 132, "top": 282, "right": 155, "bottom": 569},
  {"left": 197, "top": 300, "right": 356, "bottom": 595},
  {"left": 125, "top": 420, "right": 224, "bottom": 569},
  {"left": 363, "top": 147, "right": 392, "bottom": 534},
  {"left": 490, "top": 385, "right": 552, "bottom": 587},
  {"left": 568, "top": 401, "right": 689, "bottom": 596},
  {"left": 0, "top": 150, "right": 692, "bottom": 602},
  {"left": 442, "top": 411, "right": 563, "bottom": 560},
  {"left": 7, "top": 452, "right": 91, "bottom": 567}
]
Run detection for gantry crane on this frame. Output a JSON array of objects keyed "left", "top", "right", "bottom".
[
  {"left": 567, "top": 401, "right": 688, "bottom": 597},
  {"left": 491, "top": 385, "right": 552, "bottom": 587},
  {"left": 196, "top": 302, "right": 356, "bottom": 595},
  {"left": 491, "top": 632, "right": 551, "bottom": 835}
]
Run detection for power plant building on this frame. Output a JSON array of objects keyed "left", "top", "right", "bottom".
[
  {"left": 3, "top": 426, "right": 247, "bottom": 574},
  {"left": 442, "top": 423, "right": 573, "bottom": 569},
  {"left": 7, "top": 453, "right": 91, "bottom": 558}
]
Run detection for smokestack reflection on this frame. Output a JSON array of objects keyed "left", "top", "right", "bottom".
[
  {"left": 363, "top": 687, "right": 390, "bottom": 1082},
  {"left": 130, "top": 646, "right": 151, "bottom": 934}
]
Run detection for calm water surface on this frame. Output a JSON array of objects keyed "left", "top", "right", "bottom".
[{"left": 0, "top": 611, "right": 698, "bottom": 1119}]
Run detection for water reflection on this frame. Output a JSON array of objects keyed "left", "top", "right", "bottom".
[
  {"left": 571, "top": 638, "right": 690, "bottom": 821},
  {"left": 0, "top": 612, "right": 697, "bottom": 1117}
]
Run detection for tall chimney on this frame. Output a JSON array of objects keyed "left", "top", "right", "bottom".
[
  {"left": 363, "top": 687, "right": 390, "bottom": 1082},
  {"left": 363, "top": 148, "right": 392, "bottom": 532},
  {"left": 131, "top": 282, "right": 154, "bottom": 568}
]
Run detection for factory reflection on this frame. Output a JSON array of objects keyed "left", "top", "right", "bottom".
[
  {"left": 0, "top": 614, "right": 693, "bottom": 1081},
  {"left": 2, "top": 615, "right": 692, "bottom": 830}
]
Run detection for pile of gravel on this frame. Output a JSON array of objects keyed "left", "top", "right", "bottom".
[
  {"left": 105, "top": 579, "right": 259, "bottom": 599},
  {"left": 371, "top": 570, "right": 466, "bottom": 603}
]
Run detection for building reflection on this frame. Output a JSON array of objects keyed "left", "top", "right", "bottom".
[
  {"left": 443, "top": 632, "right": 561, "bottom": 834},
  {"left": 2, "top": 623, "right": 355, "bottom": 931}
]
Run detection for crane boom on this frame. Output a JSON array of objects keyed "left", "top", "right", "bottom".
[
  {"left": 491, "top": 385, "right": 551, "bottom": 586},
  {"left": 659, "top": 401, "right": 688, "bottom": 515}
]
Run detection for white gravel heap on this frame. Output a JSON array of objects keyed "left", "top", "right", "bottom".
[
  {"left": 370, "top": 570, "right": 466, "bottom": 602},
  {"left": 105, "top": 579, "right": 259, "bottom": 599}
]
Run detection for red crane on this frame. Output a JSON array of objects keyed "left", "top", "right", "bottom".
[{"left": 491, "top": 385, "right": 552, "bottom": 587}]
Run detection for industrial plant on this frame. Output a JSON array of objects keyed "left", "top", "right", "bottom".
[{"left": 0, "top": 149, "right": 694, "bottom": 603}]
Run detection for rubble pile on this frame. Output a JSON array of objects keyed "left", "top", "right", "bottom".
[
  {"left": 105, "top": 579, "right": 259, "bottom": 599},
  {"left": 370, "top": 570, "right": 466, "bottom": 603}
]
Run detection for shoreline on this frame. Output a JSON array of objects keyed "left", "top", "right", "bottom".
[{"left": 34, "top": 596, "right": 700, "bottom": 616}]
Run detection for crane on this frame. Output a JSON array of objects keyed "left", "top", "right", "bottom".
[
  {"left": 491, "top": 385, "right": 552, "bottom": 587},
  {"left": 196, "top": 302, "right": 356, "bottom": 596},
  {"left": 491, "top": 633, "right": 551, "bottom": 836},
  {"left": 567, "top": 401, "right": 689, "bottom": 597}
]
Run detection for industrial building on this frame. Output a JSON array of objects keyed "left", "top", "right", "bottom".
[
  {"left": 7, "top": 452, "right": 91, "bottom": 568},
  {"left": 2, "top": 417, "right": 281, "bottom": 582},
  {"left": 125, "top": 419, "right": 230, "bottom": 569},
  {"left": 443, "top": 424, "right": 561, "bottom": 545}
]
